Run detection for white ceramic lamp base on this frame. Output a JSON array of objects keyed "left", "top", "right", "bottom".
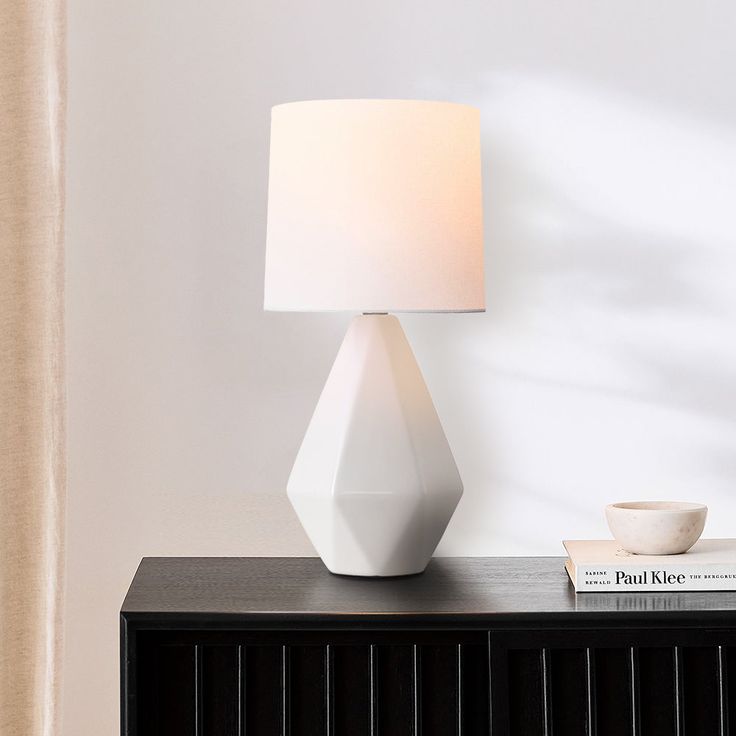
[{"left": 287, "top": 314, "right": 463, "bottom": 577}]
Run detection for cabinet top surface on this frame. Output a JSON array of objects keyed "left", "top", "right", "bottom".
[{"left": 121, "top": 557, "right": 736, "bottom": 624}]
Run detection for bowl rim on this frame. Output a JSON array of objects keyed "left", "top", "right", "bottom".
[{"left": 606, "top": 501, "right": 707, "bottom": 513}]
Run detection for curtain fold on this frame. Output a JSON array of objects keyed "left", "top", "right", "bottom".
[{"left": 0, "top": 0, "right": 66, "bottom": 734}]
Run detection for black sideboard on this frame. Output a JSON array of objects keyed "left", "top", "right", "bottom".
[{"left": 121, "top": 557, "right": 736, "bottom": 735}]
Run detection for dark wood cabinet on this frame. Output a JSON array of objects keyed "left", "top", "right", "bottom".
[{"left": 121, "top": 557, "right": 736, "bottom": 735}]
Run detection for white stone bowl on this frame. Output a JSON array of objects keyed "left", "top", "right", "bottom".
[{"left": 605, "top": 501, "right": 708, "bottom": 555}]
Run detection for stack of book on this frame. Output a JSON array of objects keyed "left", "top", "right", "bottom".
[{"left": 564, "top": 539, "right": 736, "bottom": 592}]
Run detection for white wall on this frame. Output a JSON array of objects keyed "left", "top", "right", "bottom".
[{"left": 65, "top": 1, "right": 736, "bottom": 733}]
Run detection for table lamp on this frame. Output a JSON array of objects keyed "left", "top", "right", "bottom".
[{"left": 265, "top": 99, "right": 484, "bottom": 576}]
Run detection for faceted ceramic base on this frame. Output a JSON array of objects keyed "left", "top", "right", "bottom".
[{"left": 287, "top": 315, "right": 463, "bottom": 576}]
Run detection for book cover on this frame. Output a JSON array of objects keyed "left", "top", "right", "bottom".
[{"left": 564, "top": 539, "right": 736, "bottom": 592}]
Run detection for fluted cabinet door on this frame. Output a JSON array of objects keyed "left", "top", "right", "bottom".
[
  {"left": 492, "top": 629, "right": 736, "bottom": 736},
  {"left": 132, "top": 633, "right": 491, "bottom": 736}
]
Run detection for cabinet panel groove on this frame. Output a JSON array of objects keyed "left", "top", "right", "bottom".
[
  {"left": 412, "top": 644, "right": 420, "bottom": 736},
  {"left": 585, "top": 647, "right": 597, "bottom": 736},
  {"left": 238, "top": 645, "right": 245, "bottom": 736},
  {"left": 717, "top": 645, "right": 727, "bottom": 736},
  {"left": 541, "top": 648, "right": 552, "bottom": 736},
  {"left": 628, "top": 647, "right": 640, "bottom": 736},
  {"left": 674, "top": 646, "right": 684, "bottom": 736},
  {"left": 326, "top": 645, "right": 334, "bottom": 736}
]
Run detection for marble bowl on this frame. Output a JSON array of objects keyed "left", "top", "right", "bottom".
[{"left": 605, "top": 501, "right": 708, "bottom": 555}]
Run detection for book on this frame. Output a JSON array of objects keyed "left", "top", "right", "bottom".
[{"left": 564, "top": 539, "right": 736, "bottom": 592}]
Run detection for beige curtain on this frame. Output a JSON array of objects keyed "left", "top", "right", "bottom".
[{"left": 0, "top": 0, "right": 66, "bottom": 734}]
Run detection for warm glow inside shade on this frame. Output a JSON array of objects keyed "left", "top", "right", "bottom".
[{"left": 264, "top": 99, "right": 485, "bottom": 312}]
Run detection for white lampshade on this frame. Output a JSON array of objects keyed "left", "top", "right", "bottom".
[{"left": 264, "top": 99, "right": 484, "bottom": 313}]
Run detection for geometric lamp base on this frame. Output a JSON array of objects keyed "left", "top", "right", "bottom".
[{"left": 287, "top": 314, "right": 463, "bottom": 576}]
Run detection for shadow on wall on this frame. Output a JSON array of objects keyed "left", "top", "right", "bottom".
[{"left": 405, "top": 73, "right": 736, "bottom": 554}]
